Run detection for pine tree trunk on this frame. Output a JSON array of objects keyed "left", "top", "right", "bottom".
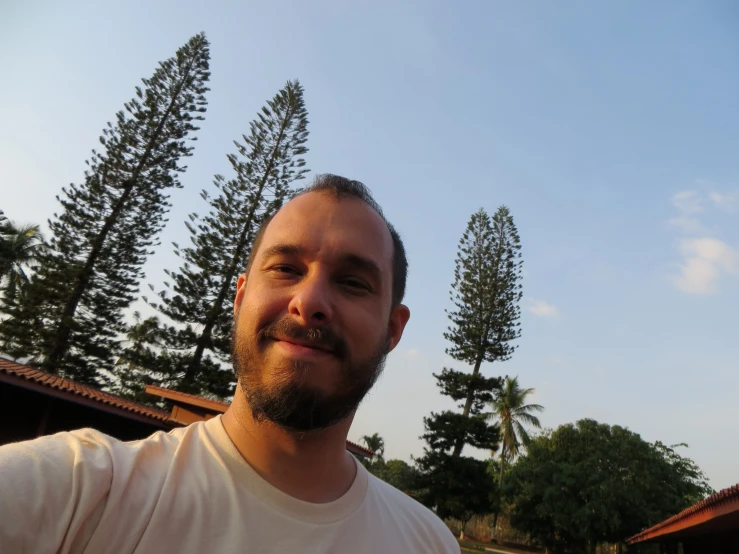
[
  {"left": 44, "top": 56, "right": 197, "bottom": 372},
  {"left": 182, "top": 107, "right": 292, "bottom": 384},
  {"left": 451, "top": 351, "right": 485, "bottom": 456}
]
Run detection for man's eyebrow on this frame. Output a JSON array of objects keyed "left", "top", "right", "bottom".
[
  {"left": 260, "top": 244, "right": 306, "bottom": 260},
  {"left": 337, "top": 253, "right": 382, "bottom": 283}
]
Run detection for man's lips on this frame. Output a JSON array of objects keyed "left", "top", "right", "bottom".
[{"left": 271, "top": 336, "right": 335, "bottom": 354}]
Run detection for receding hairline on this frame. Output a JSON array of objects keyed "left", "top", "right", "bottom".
[{"left": 255, "top": 191, "right": 395, "bottom": 268}]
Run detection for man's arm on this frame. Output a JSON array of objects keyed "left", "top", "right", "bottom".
[{"left": 0, "top": 430, "right": 113, "bottom": 553}]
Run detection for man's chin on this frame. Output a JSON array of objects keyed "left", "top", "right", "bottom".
[
  {"left": 266, "top": 355, "right": 344, "bottom": 392},
  {"left": 251, "top": 392, "right": 353, "bottom": 432}
]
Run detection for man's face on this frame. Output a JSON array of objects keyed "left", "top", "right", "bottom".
[{"left": 232, "top": 192, "right": 409, "bottom": 431}]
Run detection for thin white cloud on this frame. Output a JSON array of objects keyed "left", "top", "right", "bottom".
[
  {"left": 674, "top": 238, "right": 739, "bottom": 294},
  {"left": 709, "top": 191, "right": 739, "bottom": 214},
  {"left": 672, "top": 190, "right": 705, "bottom": 214},
  {"left": 405, "top": 348, "right": 422, "bottom": 358},
  {"left": 667, "top": 216, "right": 712, "bottom": 235},
  {"left": 529, "top": 299, "right": 558, "bottom": 317}
]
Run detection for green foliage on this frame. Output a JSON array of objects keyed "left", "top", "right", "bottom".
[
  {"left": 0, "top": 34, "right": 211, "bottom": 386},
  {"left": 416, "top": 450, "right": 496, "bottom": 523},
  {"left": 504, "top": 419, "right": 713, "bottom": 553},
  {"left": 651, "top": 441, "right": 713, "bottom": 506},
  {"left": 368, "top": 459, "right": 420, "bottom": 494},
  {"left": 414, "top": 207, "right": 525, "bottom": 523},
  {"left": 488, "top": 376, "right": 543, "bottom": 473},
  {"left": 114, "top": 312, "right": 168, "bottom": 405},
  {"left": 413, "top": 208, "right": 525, "bottom": 525},
  {"left": 361, "top": 432, "right": 385, "bottom": 463},
  {"left": 422, "top": 411, "right": 499, "bottom": 451},
  {"left": 0, "top": 212, "right": 47, "bottom": 305},
  {"left": 439, "top": 207, "right": 522, "bottom": 456},
  {"left": 131, "top": 80, "right": 309, "bottom": 398},
  {"left": 444, "top": 207, "right": 522, "bottom": 368},
  {"left": 486, "top": 376, "right": 543, "bottom": 539},
  {"left": 435, "top": 368, "right": 499, "bottom": 411}
]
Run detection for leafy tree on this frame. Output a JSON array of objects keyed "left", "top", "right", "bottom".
[
  {"left": 369, "top": 459, "right": 420, "bottom": 494},
  {"left": 504, "top": 419, "right": 713, "bottom": 553},
  {"left": 487, "top": 376, "right": 543, "bottom": 538},
  {"left": 0, "top": 34, "right": 211, "bottom": 386},
  {"left": 362, "top": 432, "right": 385, "bottom": 464},
  {"left": 0, "top": 212, "right": 47, "bottom": 304},
  {"left": 135, "top": 80, "right": 309, "bottom": 398},
  {"left": 416, "top": 451, "right": 496, "bottom": 538},
  {"left": 651, "top": 441, "right": 713, "bottom": 507}
]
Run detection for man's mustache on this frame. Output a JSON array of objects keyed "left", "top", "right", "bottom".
[{"left": 258, "top": 317, "right": 349, "bottom": 360}]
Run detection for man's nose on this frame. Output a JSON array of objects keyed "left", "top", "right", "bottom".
[{"left": 287, "top": 273, "right": 333, "bottom": 325}]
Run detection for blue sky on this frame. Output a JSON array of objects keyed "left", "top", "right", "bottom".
[{"left": 2, "top": 1, "right": 738, "bottom": 489}]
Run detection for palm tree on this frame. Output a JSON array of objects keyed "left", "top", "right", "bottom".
[
  {"left": 0, "top": 213, "right": 47, "bottom": 302},
  {"left": 362, "top": 433, "right": 385, "bottom": 464},
  {"left": 487, "top": 376, "right": 543, "bottom": 539}
]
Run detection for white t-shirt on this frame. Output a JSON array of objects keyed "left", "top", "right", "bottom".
[{"left": 0, "top": 416, "right": 459, "bottom": 553}]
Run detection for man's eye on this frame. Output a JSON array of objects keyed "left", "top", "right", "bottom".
[
  {"left": 271, "top": 265, "right": 299, "bottom": 275},
  {"left": 342, "top": 278, "right": 370, "bottom": 291}
]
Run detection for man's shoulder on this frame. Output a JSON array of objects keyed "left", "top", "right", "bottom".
[
  {"left": 0, "top": 426, "right": 118, "bottom": 471},
  {"left": 365, "top": 472, "right": 459, "bottom": 551},
  {"left": 47, "top": 424, "right": 182, "bottom": 455},
  {"left": 0, "top": 421, "right": 196, "bottom": 476}
]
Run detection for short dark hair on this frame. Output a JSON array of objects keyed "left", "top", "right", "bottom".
[{"left": 244, "top": 174, "right": 408, "bottom": 307}]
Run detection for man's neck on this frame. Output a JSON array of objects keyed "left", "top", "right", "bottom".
[{"left": 221, "top": 388, "right": 357, "bottom": 504}]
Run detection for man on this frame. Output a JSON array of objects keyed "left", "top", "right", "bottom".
[{"left": 0, "top": 174, "right": 460, "bottom": 553}]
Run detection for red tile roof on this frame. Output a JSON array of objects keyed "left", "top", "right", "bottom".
[
  {"left": 145, "top": 384, "right": 230, "bottom": 413},
  {"left": 346, "top": 440, "right": 375, "bottom": 458},
  {"left": 0, "top": 357, "right": 177, "bottom": 426},
  {"left": 627, "top": 483, "right": 739, "bottom": 544}
]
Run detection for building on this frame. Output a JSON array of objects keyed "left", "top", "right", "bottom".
[
  {"left": 627, "top": 484, "right": 739, "bottom": 554},
  {"left": 0, "top": 357, "right": 177, "bottom": 444},
  {"left": 0, "top": 357, "right": 375, "bottom": 460}
]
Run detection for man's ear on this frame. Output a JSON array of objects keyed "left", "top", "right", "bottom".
[
  {"left": 386, "top": 304, "right": 411, "bottom": 353},
  {"left": 234, "top": 273, "right": 247, "bottom": 316}
]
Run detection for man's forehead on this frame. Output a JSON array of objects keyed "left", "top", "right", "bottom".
[{"left": 262, "top": 192, "right": 394, "bottom": 265}]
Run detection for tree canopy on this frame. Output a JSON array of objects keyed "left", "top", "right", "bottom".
[
  {"left": 0, "top": 212, "right": 46, "bottom": 304},
  {"left": 138, "top": 79, "right": 308, "bottom": 399},
  {"left": 504, "top": 419, "right": 713, "bottom": 553},
  {"left": 0, "top": 33, "right": 210, "bottom": 385},
  {"left": 368, "top": 459, "right": 420, "bottom": 494}
]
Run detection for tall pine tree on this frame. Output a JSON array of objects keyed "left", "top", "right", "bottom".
[
  {"left": 444, "top": 206, "right": 523, "bottom": 456},
  {"left": 415, "top": 206, "right": 522, "bottom": 526},
  {"left": 128, "top": 80, "right": 309, "bottom": 399},
  {"left": 0, "top": 33, "right": 211, "bottom": 386}
]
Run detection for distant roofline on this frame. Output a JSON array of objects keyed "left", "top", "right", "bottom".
[
  {"left": 145, "top": 384, "right": 229, "bottom": 413},
  {"left": 627, "top": 483, "right": 739, "bottom": 544},
  {"left": 0, "top": 357, "right": 177, "bottom": 427},
  {"left": 345, "top": 439, "right": 375, "bottom": 458}
]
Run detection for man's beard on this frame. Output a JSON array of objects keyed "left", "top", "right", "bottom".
[{"left": 231, "top": 313, "right": 389, "bottom": 432}]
